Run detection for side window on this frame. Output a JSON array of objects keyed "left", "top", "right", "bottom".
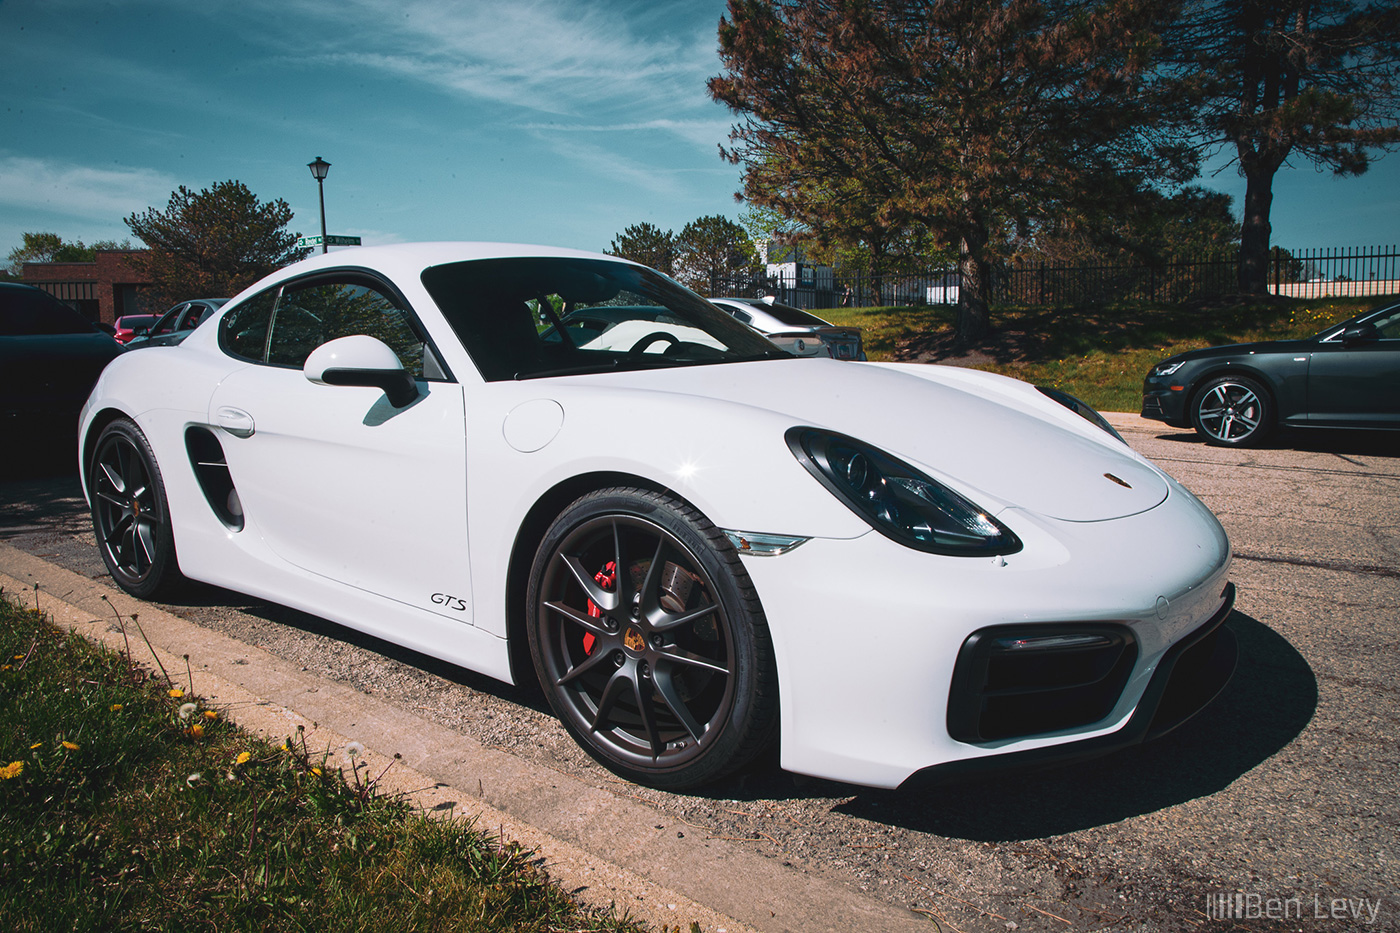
[
  {"left": 265, "top": 279, "right": 429, "bottom": 373},
  {"left": 1373, "top": 310, "right": 1400, "bottom": 340},
  {"left": 154, "top": 305, "right": 184, "bottom": 335},
  {"left": 220, "top": 289, "right": 279, "bottom": 362}
]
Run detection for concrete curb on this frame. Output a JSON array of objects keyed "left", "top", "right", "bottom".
[{"left": 0, "top": 542, "right": 925, "bottom": 933}]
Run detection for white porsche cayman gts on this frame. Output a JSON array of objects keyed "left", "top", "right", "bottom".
[{"left": 80, "top": 243, "right": 1235, "bottom": 790}]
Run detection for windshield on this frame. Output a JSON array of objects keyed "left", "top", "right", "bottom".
[
  {"left": 761, "top": 302, "right": 830, "bottom": 327},
  {"left": 422, "top": 257, "right": 785, "bottom": 381}
]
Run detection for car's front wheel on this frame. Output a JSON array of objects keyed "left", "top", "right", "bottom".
[
  {"left": 89, "top": 418, "right": 183, "bottom": 599},
  {"left": 1192, "top": 375, "right": 1274, "bottom": 447},
  {"left": 527, "top": 488, "right": 778, "bottom": 789}
]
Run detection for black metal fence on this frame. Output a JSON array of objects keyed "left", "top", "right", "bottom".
[{"left": 713, "top": 244, "right": 1400, "bottom": 310}]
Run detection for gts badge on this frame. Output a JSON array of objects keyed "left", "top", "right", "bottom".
[{"left": 430, "top": 592, "right": 468, "bottom": 612}]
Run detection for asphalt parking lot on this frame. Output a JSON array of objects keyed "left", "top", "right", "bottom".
[{"left": 2, "top": 415, "right": 1397, "bottom": 932}]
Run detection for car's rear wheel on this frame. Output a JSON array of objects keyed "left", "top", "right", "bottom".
[
  {"left": 1192, "top": 375, "right": 1274, "bottom": 447},
  {"left": 89, "top": 418, "right": 183, "bottom": 599},
  {"left": 527, "top": 488, "right": 777, "bottom": 789}
]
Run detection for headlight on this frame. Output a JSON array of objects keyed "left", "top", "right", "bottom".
[
  {"left": 1035, "top": 386, "right": 1125, "bottom": 443},
  {"left": 1151, "top": 360, "right": 1186, "bottom": 377},
  {"left": 786, "top": 428, "right": 1022, "bottom": 556}
]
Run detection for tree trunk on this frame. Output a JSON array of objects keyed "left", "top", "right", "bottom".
[
  {"left": 1237, "top": 160, "right": 1277, "bottom": 295},
  {"left": 955, "top": 231, "right": 991, "bottom": 347}
]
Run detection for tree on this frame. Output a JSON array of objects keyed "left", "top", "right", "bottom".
[
  {"left": 5, "top": 232, "right": 133, "bottom": 277},
  {"left": 1017, "top": 185, "right": 1239, "bottom": 265},
  {"left": 674, "top": 215, "right": 760, "bottom": 296},
  {"left": 1164, "top": 1, "right": 1400, "bottom": 294},
  {"left": 710, "top": 0, "right": 1193, "bottom": 344},
  {"left": 607, "top": 222, "right": 676, "bottom": 274},
  {"left": 124, "top": 181, "right": 308, "bottom": 300}
]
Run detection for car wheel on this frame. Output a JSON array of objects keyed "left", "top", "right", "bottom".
[
  {"left": 1191, "top": 375, "right": 1274, "bottom": 447},
  {"left": 527, "top": 488, "right": 778, "bottom": 789},
  {"left": 89, "top": 418, "right": 183, "bottom": 599}
]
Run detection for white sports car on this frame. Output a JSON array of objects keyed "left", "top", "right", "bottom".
[{"left": 79, "top": 243, "right": 1236, "bottom": 790}]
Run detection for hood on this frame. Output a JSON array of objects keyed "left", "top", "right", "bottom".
[
  {"left": 1172, "top": 338, "right": 1313, "bottom": 363},
  {"left": 575, "top": 359, "right": 1167, "bottom": 522}
]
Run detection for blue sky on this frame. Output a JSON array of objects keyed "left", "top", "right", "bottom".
[{"left": 2, "top": 0, "right": 1396, "bottom": 260}]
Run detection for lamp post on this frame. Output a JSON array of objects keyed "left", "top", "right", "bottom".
[{"left": 307, "top": 157, "right": 331, "bottom": 254}]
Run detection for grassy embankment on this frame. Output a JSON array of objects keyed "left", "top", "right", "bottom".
[
  {"left": 821, "top": 296, "right": 1392, "bottom": 413},
  {"left": 0, "top": 591, "right": 650, "bottom": 933}
]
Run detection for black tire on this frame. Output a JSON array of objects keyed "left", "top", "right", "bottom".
[
  {"left": 1191, "top": 375, "right": 1275, "bottom": 447},
  {"left": 88, "top": 418, "right": 184, "bottom": 599},
  {"left": 526, "top": 488, "right": 778, "bottom": 789}
]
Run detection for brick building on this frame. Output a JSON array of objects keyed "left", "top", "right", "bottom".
[{"left": 22, "top": 250, "right": 155, "bottom": 325}]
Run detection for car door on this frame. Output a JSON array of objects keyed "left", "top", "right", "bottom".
[
  {"left": 1307, "top": 308, "right": 1400, "bottom": 426},
  {"left": 209, "top": 273, "right": 475, "bottom": 623}
]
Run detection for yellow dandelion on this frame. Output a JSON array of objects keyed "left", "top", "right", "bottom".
[
  {"left": 110, "top": 703, "right": 123, "bottom": 712},
  {"left": 187, "top": 723, "right": 205, "bottom": 739},
  {"left": 2, "top": 665, "right": 10, "bottom": 671},
  {"left": 235, "top": 751, "right": 251, "bottom": 766},
  {"left": 30, "top": 742, "right": 42, "bottom": 749},
  {"left": 62, "top": 741, "right": 79, "bottom": 751},
  {"left": 0, "top": 761, "right": 23, "bottom": 780},
  {"left": 168, "top": 688, "right": 184, "bottom": 699},
  {"left": 311, "top": 767, "right": 322, "bottom": 777},
  {"left": 203, "top": 709, "right": 219, "bottom": 720},
  {"left": 12, "top": 655, "right": 21, "bottom": 660}
]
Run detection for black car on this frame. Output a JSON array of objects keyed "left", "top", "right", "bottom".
[
  {"left": 1142, "top": 303, "right": 1400, "bottom": 446},
  {"left": 0, "top": 282, "right": 123, "bottom": 433},
  {"left": 126, "top": 298, "right": 227, "bottom": 349}
]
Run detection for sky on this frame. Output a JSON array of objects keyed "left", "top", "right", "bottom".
[{"left": 1, "top": 0, "right": 1397, "bottom": 262}]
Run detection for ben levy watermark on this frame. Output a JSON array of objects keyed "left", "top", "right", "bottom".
[{"left": 1206, "top": 891, "right": 1385, "bottom": 924}]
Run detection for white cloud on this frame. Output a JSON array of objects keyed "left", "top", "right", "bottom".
[
  {"left": 513, "top": 118, "right": 733, "bottom": 149},
  {"left": 272, "top": 0, "right": 721, "bottom": 117},
  {"left": 0, "top": 156, "right": 177, "bottom": 221}
]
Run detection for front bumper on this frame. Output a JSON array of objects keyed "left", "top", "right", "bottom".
[
  {"left": 906, "top": 583, "right": 1236, "bottom": 786},
  {"left": 1141, "top": 373, "right": 1191, "bottom": 426},
  {"left": 741, "top": 478, "right": 1233, "bottom": 789}
]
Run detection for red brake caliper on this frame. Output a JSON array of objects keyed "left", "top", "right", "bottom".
[{"left": 582, "top": 560, "right": 616, "bottom": 656}]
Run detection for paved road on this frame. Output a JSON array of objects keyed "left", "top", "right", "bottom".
[{"left": 2, "top": 417, "right": 1397, "bottom": 932}]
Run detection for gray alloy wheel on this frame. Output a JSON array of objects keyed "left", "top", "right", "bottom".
[
  {"left": 1191, "top": 375, "right": 1275, "bottom": 447},
  {"left": 89, "top": 418, "right": 183, "bottom": 599},
  {"left": 527, "top": 488, "right": 777, "bottom": 789}
]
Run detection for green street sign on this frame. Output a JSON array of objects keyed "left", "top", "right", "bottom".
[{"left": 296, "top": 235, "right": 362, "bottom": 248}]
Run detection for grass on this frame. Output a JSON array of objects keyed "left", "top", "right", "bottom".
[
  {"left": 820, "top": 296, "right": 1394, "bottom": 412},
  {"left": 0, "top": 591, "right": 651, "bottom": 933}
]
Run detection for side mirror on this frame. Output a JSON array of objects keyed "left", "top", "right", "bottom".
[
  {"left": 1340, "top": 322, "right": 1378, "bottom": 346},
  {"left": 304, "top": 335, "right": 418, "bottom": 408}
]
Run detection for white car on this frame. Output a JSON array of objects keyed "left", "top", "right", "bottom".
[
  {"left": 80, "top": 243, "right": 1235, "bottom": 790},
  {"left": 710, "top": 296, "right": 865, "bottom": 360}
]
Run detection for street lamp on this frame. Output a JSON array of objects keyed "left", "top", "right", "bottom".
[{"left": 307, "top": 157, "right": 331, "bottom": 254}]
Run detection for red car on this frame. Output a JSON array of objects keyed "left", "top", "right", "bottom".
[{"left": 113, "top": 314, "right": 160, "bottom": 344}]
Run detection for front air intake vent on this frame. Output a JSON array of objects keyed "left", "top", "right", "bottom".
[{"left": 947, "top": 623, "right": 1137, "bottom": 743}]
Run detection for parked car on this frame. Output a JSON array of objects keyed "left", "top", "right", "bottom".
[
  {"left": 80, "top": 243, "right": 1234, "bottom": 790},
  {"left": 1142, "top": 303, "right": 1400, "bottom": 447},
  {"left": 1, "top": 282, "right": 122, "bottom": 433},
  {"left": 126, "top": 299, "right": 228, "bottom": 349},
  {"left": 710, "top": 296, "right": 865, "bottom": 360},
  {"left": 112, "top": 314, "right": 160, "bottom": 344}
]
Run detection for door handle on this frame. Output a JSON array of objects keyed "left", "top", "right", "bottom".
[{"left": 215, "top": 406, "right": 255, "bottom": 438}]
